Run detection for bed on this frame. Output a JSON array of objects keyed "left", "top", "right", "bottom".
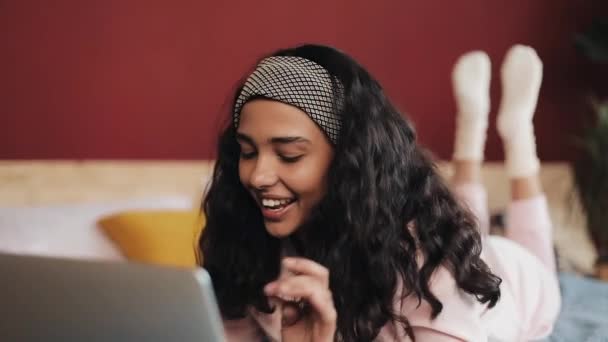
[{"left": 0, "top": 160, "right": 605, "bottom": 340}]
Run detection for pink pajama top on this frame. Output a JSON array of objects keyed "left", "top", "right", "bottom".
[{"left": 223, "top": 184, "right": 561, "bottom": 341}]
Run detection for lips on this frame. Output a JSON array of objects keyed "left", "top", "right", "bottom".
[
  {"left": 257, "top": 196, "right": 296, "bottom": 221},
  {"left": 261, "top": 198, "right": 296, "bottom": 209}
]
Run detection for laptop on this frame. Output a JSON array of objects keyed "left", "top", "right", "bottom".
[{"left": 0, "top": 253, "right": 226, "bottom": 342}]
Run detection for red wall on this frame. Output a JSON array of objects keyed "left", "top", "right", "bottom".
[{"left": 1, "top": 0, "right": 605, "bottom": 160}]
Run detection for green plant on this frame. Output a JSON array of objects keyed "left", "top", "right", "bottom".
[
  {"left": 575, "top": 17, "right": 608, "bottom": 63},
  {"left": 572, "top": 15, "right": 608, "bottom": 261},
  {"left": 573, "top": 100, "right": 608, "bottom": 257}
]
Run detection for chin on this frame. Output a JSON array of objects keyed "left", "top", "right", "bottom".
[{"left": 264, "top": 222, "right": 298, "bottom": 238}]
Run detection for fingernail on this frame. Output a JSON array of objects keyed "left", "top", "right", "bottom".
[{"left": 283, "top": 258, "right": 295, "bottom": 267}]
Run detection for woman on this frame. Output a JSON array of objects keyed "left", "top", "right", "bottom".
[{"left": 199, "top": 44, "right": 560, "bottom": 341}]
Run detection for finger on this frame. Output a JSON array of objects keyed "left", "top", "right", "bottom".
[
  {"left": 265, "top": 275, "right": 316, "bottom": 299},
  {"left": 282, "top": 258, "right": 330, "bottom": 285},
  {"left": 268, "top": 276, "right": 336, "bottom": 324}
]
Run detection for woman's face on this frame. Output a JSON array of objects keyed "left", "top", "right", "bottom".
[{"left": 237, "top": 99, "right": 334, "bottom": 238}]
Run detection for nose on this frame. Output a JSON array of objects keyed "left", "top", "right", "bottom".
[{"left": 249, "top": 156, "right": 279, "bottom": 189}]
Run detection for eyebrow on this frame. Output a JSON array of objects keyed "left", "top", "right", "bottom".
[
  {"left": 236, "top": 132, "right": 311, "bottom": 145},
  {"left": 270, "top": 136, "right": 311, "bottom": 145}
]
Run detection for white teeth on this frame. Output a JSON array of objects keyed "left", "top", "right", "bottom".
[{"left": 261, "top": 198, "right": 292, "bottom": 208}]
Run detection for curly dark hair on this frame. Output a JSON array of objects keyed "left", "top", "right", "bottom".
[{"left": 199, "top": 44, "right": 501, "bottom": 341}]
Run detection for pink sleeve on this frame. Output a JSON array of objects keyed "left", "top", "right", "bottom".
[
  {"left": 223, "top": 316, "right": 265, "bottom": 342},
  {"left": 412, "top": 327, "right": 467, "bottom": 341}
]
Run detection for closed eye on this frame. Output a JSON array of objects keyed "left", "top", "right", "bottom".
[
  {"left": 279, "top": 155, "right": 303, "bottom": 163},
  {"left": 240, "top": 151, "right": 257, "bottom": 160}
]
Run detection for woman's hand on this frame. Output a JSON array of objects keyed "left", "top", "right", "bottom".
[{"left": 264, "top": 257, "right": 336, "bottom": 342}]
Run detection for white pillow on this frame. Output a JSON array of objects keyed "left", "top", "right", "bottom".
[{"left": 0, "top": 197, "right": 193, "bottom": 261}]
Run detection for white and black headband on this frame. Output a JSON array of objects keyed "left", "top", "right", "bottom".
[{"left": 233, "top": 56, "right": 344, "bottom": 144}]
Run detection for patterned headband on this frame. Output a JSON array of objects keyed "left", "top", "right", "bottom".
[{"left": 233, "top": 56, "right": 344, "bottom": 144}]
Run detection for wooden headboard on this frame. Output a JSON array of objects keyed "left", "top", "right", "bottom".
[
  {"left": 0, "top": 160, "right": 597, "bottom": 273},
  {"left": 0, "top": 160, "right": 214, "bottom": 206}
]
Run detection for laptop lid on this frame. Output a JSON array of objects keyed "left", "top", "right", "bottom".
[{"left": 0, "top": 253, "right": 226, "bottom": 342}]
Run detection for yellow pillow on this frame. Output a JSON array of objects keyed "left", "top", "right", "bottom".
[{"left": 99, "top": 210, "right": 205, "bottom": 267}]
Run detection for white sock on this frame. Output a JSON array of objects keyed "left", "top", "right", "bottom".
[
  {"left": 452, "top": 51, "right": 491, "bottom": 161},
  {"left": 496, "top": 45, "right": 543, "bottom": 178}
]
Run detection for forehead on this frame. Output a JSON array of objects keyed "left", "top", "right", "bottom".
[{"left": 237, "top": 99, "right": 326, "bottom": 140}]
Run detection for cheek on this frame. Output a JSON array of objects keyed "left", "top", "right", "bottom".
[{"left": 285, "top": 162, "right": 329, "bottom": 200}]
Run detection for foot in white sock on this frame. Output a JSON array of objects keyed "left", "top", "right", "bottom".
[
  {"left": 496, "top": 45, "right": 543, "bottom": 177},
  {"left": 452, "top": 51, "right": 491, "bottom": 161}
]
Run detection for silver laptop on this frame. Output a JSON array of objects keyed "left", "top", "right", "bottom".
[{"left": 0, "top": 253, "right": 226, "bottom": 342}]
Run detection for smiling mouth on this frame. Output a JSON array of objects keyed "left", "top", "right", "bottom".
[
  {"left": 257, "top": 197, "right": 297, "bottom": 222},
  {"left": 261, "top": 198, "right": 296, "bottom": 210}
]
